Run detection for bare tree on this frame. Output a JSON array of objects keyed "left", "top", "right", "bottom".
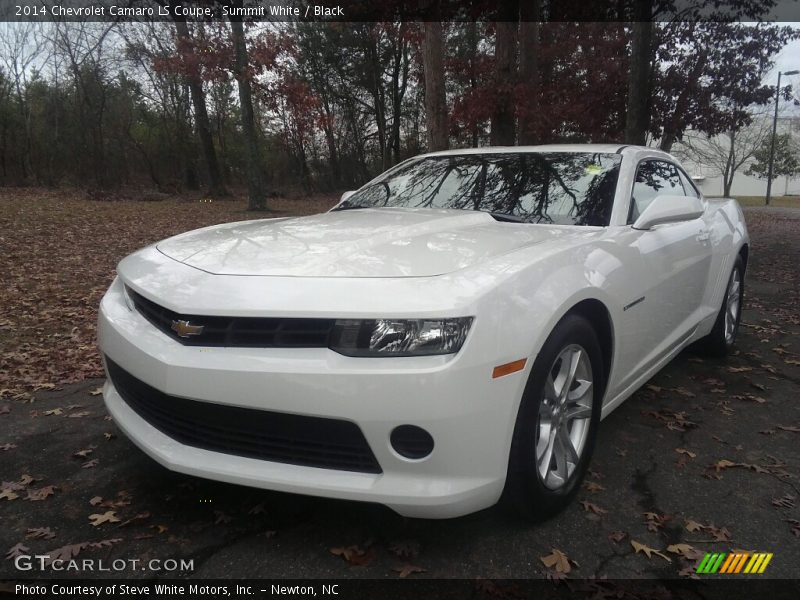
[
  {"left": 517, "top": 0, "right": 541, "bottom": 145},
  {"left": 229, "top": 13, "right": 267, "bottom": 210},
  {"left": 490, "top": 1, "right": 518, "bottom": 146},
  {"left": 624, "top": 1, "right": 654, "bottom": 145},
  {"left": 0, "top": 23, "right": 45, "bottom": 182},
  {"left": 674, "top": 114, "right": 771, "bottom": 197},
  {"left": 173, "top": 17, "right": 229, "bottom": 198},
  {"left": 423, "top": 21, "right": 448, "bottom": 151}
]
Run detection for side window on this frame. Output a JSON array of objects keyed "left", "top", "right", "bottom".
[
  {"left": 628, "top": 161, "right": 684, "bottom": 224},
  {"left": 677, "top": 169, "right": 700, "bottom": 199}
]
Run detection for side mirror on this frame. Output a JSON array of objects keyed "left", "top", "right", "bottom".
[
  {"left": 633, "top": 195, "right": 704, "bottom": 231},
  {"left": 339, "top": 190, "right": 355, "bottom": 204}
]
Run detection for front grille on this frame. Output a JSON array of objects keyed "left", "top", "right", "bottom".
[
  {"left": 106, "top": 358, "right": 382, "bottom": 474},
  {"left": 127, "top": 287, "right": 336, "bottom": 348}
]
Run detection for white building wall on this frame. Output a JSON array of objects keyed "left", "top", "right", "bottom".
[{"left": 672, "top": 117, "right": 800, "bottom": 198}]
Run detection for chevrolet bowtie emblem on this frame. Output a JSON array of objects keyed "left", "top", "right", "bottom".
[{"left": 171, "top": 319, "right": 204, "bottom": 338}]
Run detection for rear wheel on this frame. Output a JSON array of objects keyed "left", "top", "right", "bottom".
[
  {"left": 698, "top": 255, "right": 744, "bottom": 357},
  {"left": 502, "top": 314, "right": 604, "bottom": 521}
]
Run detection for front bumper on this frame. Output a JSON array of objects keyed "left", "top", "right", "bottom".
[{"left": 98, "top": 275, "right": 530, "bottom": 518}]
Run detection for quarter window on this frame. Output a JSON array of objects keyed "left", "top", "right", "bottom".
[{"left": 628, "top": 160, "right": 685, "bottom": 224}]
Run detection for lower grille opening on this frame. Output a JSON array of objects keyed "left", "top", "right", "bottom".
[{"left": 105, "top": 358, "right": 382, "bottom": 474}]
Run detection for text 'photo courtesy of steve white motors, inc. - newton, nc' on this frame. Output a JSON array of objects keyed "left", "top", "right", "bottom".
[
  {"left": 13, "top": 583, "right": 340, "bottom": 597},
  {"left": 9, "top": 1, "right": 345, "bottom": 19}
]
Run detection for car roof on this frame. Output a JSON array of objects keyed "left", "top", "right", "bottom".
[{"left": 419, "top": 144, "right": 674, "bottom": 160}]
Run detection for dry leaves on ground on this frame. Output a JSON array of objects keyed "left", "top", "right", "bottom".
[
  {"left": 630, "top": 540, "right": 671, "bottom": 562},
  {"left": 540, "top": 548, "right": 573, "bottom": 574},
  {"left": 88, "top": 511, "right": 120, "bottom": 527}
]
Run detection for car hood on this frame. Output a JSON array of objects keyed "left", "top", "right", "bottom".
[{"left": 156, "top": 208, "right": 566, "bottom": 278}]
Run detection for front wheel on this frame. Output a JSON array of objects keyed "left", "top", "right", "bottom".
[
  {"left": 697, "top": 255, "right": 744, "bottom": 357},
  {"left": 502, "top": 314, "right": 604, "bottom": 521}
]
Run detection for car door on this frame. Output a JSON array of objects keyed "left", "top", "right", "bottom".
[{"left": 615, "top": 159, "right": 713, "bottom": 389}]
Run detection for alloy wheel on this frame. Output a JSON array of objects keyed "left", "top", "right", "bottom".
[
  {"left": 535, "top": 344, "right": 594, "bottom": 490},
  {"left": 724, "top": 268, "right": 741, "bottom": 344}
]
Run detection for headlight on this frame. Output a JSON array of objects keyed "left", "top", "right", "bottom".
[{"left": 329, "top": 317, "right": 473, "bottom": 357}]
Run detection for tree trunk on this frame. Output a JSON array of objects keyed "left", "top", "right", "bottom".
[
  {"left": 723, "top": 130, "right": 735, "bottom": 197},
  {"left": 466, "top": 21, "right": 479, "bottom": 147},
  {"left": 423, "top": 21, "right": 449, "bottom": 151},
  {"left": 517, "top": 0, "right": 541, "bottom": 146},
  {"left": 230, "top": 15, "right": 267, "bottom": 210},
  {"left": 173, "top": 18, "right": 228, "bottom": 198},
  {"left": 390, "top": 24, "right": 409, "bottom": 165},
  {"left": 624, "top": 1, "right": 653, "bottom": 145},
  {"left": 491, "top": 2, "right": 519, "bottom": 146}
]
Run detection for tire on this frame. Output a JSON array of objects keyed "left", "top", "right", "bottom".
[
  {"left": 502, "top": 314, "right": 604, "bottom": 521},
  {"left": 697, "top": 255, "right": 744, "bottom": 357}
]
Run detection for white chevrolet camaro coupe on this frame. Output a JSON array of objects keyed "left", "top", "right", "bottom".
[{"left": 99, "top": 144, "right": 748, "bottom": 519}]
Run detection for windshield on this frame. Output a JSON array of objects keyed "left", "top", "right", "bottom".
[{"left": 339, "top": 152, "right": 622, "bottom": 226}]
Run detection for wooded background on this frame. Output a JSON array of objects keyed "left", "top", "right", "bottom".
[{"left": 0, "top": 1, "right": 796, "bottom": 209}]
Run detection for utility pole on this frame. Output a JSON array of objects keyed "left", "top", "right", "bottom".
[{"left": 766, "top": 69, "right": 799, "bottom": 206}]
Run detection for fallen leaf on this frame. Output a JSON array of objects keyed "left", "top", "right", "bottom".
[
  {"left": 706, "top": 525, "right": 732, "bottom": 542},
  {"left": 0, "top": 443, "right": 16, "bottom": 451},
  {"left": 777, "top": 425, "right": 800, "bottom": 433},
  {"left": 787, "top": 519, "right": 800, "bottom": 538},
  {"left": 88, "top": 511, "right": 120, "bottom": 527},
  {"left": 118, "top": 512, "right": 151, "bottom": 528},
  {"left": 247, "top": 503, "right": 266, "bottom": 515},
  {"left": 26, "top": 527, "right": 56, "bottom": 540},
  {"left": 43, "top": 408, "right": 63, "bottom": 416},
  {"left": 772, "top": 494, "right": 796, "bottom": 509},
  {"left": 713, "top": 459, "right": 738, "bottom": 472},
  {"left": 0, "top": 488, "right": 19, "bottom": 501},
  {"left": 213, "top": 511, "right": 232, "bottom": 525},
  {"left": 26, "top": 486, "right": 56, "bottom": 501},
  {"left": 727, "top": 366, "right": 753, "bottom": 373},
  {"left": 103, "top": 432, "right": 116, "bottom": 441},
  {"left": 87, "top": 538, "right": 122, "bottom": 549},
  {"left": 583, "top": 481, "right": 605, "bottom": 493},
  {"left": 5, "top": 543, "right": 30, "bottom": 560},
  {"left": 675, "top": 448, "right": 697, "bottom": 458},
  {"left": 89, "top": 496, "right": 103, "bottom": 506},
  {"left": 666, "top": 543, "right": 703, "bottom": 560},
  {"left": 392, "top": 564, "right": 426, "bottom": 578},
  {"left": 580, "top": 500, "right": 607, "bottom": 515},
  {"left": 631, "top": 540, "right": 671, "bottom": 562},
  {"left": 89, "top": 387, "right": 103, "bottom": 396},
  {"left": 685, "top": 519, "right": 705, "bottom": 533},
  {"left": 388, "top": 540, "right": 420, "bottom": 559},
  {"left": 81, "top": 459, "right": 99, "bottom": 469},
  {"left": 644, "top": 512, "right": 671, "bottom": 532},
  {"left": 608, "top": 530, "right": 628, "bottom": 543},
  {"left": 539, "top": 548, "right": 572, "bottom": 574},
  {"left": 330, "top": 545, "right": 375, "bottom": 567},
  {"left": 73, "top": 448, "right": 94, "bottom": 458},
  {"left": 677, "top": 565, "right": 701, "bottom": 579},
  {"left": 43, "top": 543, "right": 87, "bottom": 564}
]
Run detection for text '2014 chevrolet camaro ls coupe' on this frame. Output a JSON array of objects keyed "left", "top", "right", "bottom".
[{"left": 99, "top": 145, "right": 748, "bottom": 519}]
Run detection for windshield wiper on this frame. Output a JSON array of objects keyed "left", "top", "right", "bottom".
[
  {"left": 486, "top": 211, "right": 526, "bottom": 223},
  {"left": 331, "top": 203, "right": 369, "bottom": 212}
]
